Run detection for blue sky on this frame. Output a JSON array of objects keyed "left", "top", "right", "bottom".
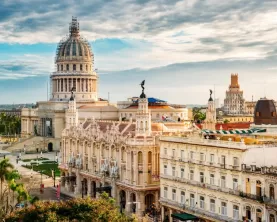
[{"left": 1, "top": 0, "right": 277, "bottom": 105}]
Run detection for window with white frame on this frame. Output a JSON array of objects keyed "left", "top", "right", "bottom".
[
  {"left": 181, "top": 191, "right": 185, "bottom": 204},
  {"left": 221, "top": 176, "right": 226, "bottom": 188},
  {"left": 172, "top": 149, "right": 175, "bottom": 157},
  {"left": 200, "top": 172, "right": 204, "bottom": 183},
  {"left": 190, "top": 194, "right": 195, "bottom": 207},
  {"left": 233, "top": 157, "right": 239, "bottom": 166},
  {"left": 210, "top": 174, "right": 215, "bottom": 185},
  {"left": 181, "top": 168, "right": 185, "bottom": 178},
  {"left": 172, "top": 166, "right": 176, "bottom": 177},
  {"left": 200, "top": 153, "right": 204, "bottom": 162},
  {"left": 164, "top": 187, "right": 168, "bottom": 198},
  {"left": 200, "top": 196, "right": 205, "bottom": 209},
  {"left": 190, "top": 151, "right": 194, "bottom": 160},
  {"left": 210, "top": 154, "right": 214, "bottom": 163},
  {"left": 181, "top": 150, "right": 185, "bottom": 160},
  {"left": 233, "top": 205, "right": 239, "bottom": 219},
  {"left": 164, "top": 165, "right": 167, "bottom": 175},
  {"left": 164, "top": 148, "right": 167, "bottom": 155},
  {"left": 172, "top": 189, "right": 176, "bottom": 201},
  {"left": 210, "top": 199, "right": 215, "bottom": 212},
  {"left": 190, "top": 170, "right": 194, "bottom": 181},
  {"left": 233, "top": 178, "right": 238, "bottom": 190},
  {"left": 221, "top": 202, "right": 227, "bottom": 216}
]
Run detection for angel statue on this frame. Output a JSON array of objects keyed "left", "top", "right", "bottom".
[
  {"left": 140, "top": 80, "right": 146, "bottom": 98},
  {"left": 209, "top": 89, "right": 213, "bottom": 97},
  {"left": 111, "top": 161, "right": 119, "bottom": 178},
  {"left": 140, "top": 80, "right": 145, "bottom": 92}
]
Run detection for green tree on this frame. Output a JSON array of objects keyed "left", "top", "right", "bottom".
[
  {"left": 0, "top": 159, "right": 14, "bottom": 201},
  {"left": 6, "top": 193, "right": 134, "bottom": 222},
  {"left": 192, "top": 107, "right": 206, "bottom": 122}
]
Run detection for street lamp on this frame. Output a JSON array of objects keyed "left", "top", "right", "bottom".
[{"left": 81, "top": 180, "right": 84, "bottom": 198}]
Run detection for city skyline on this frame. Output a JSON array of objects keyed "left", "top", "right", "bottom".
[{"left": 1, "top": 0, "right": 277, "bottom": 104}]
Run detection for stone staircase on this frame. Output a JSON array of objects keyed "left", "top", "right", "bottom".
[{"left": 5, "top": 136, "right": 44, "bottom": 153}]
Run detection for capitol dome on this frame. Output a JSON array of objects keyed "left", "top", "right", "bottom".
[
  {"left": 56, "top": 18, "right": 93, "bottom": 63},
  {"left": 51, "top": 17, "right": 98, "bottom": 102},
  {"left": 254, "top": 98, "right": 277, "bottom": 125}
]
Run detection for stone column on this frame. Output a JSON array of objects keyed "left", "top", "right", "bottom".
[
  {"left": 143, "top": 151, "right": 148, "bottom": 186},
  {"left": 133, "top": 152, "right": 138, "bottom": 185},
  {"left": 161, "top": 206, "right": 165, "bottom": 221},
  {"left": 75, "top": 173, "right": 81, "bottom": 195},
  {"left": 125, "top": 191, "right": 131, "bottom": 213},
  {"left": 59, "top": 78, "right": 61, "bottom": 92},
  {"left": 87, "top": 179, "right": 92, "bottom": 197},
  {"left": 111, "top": 179, "right": 117, "bottom": 199},
  {"left": 139, "top": 192, "right": 145, "bottom": 217},
  {"left": 169, "top": 209, "right": 173, "bottom": 222}
]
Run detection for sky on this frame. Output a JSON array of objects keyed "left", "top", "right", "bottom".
[{"left": 1, "top": 0, "right": 277, "bottom": 105}]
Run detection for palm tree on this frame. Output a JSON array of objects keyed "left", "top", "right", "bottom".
[{"left": 0, "top": 159, "right": 14, "bottom": 201}]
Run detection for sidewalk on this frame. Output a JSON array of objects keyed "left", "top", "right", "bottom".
[{"left": 49, "top": 186, "right": 82, "bottom": 199}]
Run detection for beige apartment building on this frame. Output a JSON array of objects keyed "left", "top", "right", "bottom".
[{"left": 159, "top": 134, "right": 277, "bottom": 222}]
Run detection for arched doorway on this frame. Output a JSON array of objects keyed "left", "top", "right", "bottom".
[
  {"left": 256, "top": 209, "right": 262, "bottom": 222},
  {"left": 145, "top": 194, "right": 155, "bottom": 211},
  {"left": 82, "top": 178, "right": 88, "bottom": 197},
  {"left": 256, "top": 180, "right": 262, "bottom": 198},
  {"left": 270, "top": 214, "right": 275, "bottom": 222},
  {"left": 119, "top": 190, "right": 126, "bottom": 213},
  {"left": 130, "top": 193, "right": 136, "bottom": 213},
  {"left": 246, "top": 206, "right": 251, "bottom": 221},
  {"left": 48, "top": 142, "right": 53, "bottom": 152},
  {"left": 91, "top": 181, "right": 96, "bottom": 198}
]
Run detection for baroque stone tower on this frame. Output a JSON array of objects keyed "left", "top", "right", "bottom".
[
  {"left": 203, "top": 90, "right": 216, "bottom": 130},
  {"left": 65, "top": 91, "right": 78, "bottom": 128},
  {"left": 136, "top": 81, "right": 151, "bottom": 136}
]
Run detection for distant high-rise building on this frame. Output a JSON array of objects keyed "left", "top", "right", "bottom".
[{"left": 223, "top": 74, "right": 245, "bottom": 115}]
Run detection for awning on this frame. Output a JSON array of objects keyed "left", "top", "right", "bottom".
[
  {"left": 202, "top": 128, "right": 266, "bottom": 135},
  {"left": 171, "top": 213, "right": 198, "bottom": 221}
]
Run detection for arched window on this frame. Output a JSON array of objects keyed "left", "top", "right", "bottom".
[
  {"left": 86, "top": 65, "right": 88, "bottom": 71},
  {"left": 61, "top": 64, "right": 63, "bottom": 71},
  {"left": 233, "top": 205, "right": 239, "bottom": 219},
  {"left": 57, "top": 65, "right": 59, "bottom": 71},
  {"left": 73, "top": 64, "right": 76, "bottom": 71},
  {"left": 148, "top": 151, "right": 152, "bottom": 164},
  {"left": 270, "top": 184, "right": 275, "bottom": 200},
  {"left": 80, "top": 64, "right": 83, "bottom": 71},
  {"left": 256, "top": 180, "right": 262, "bottom": 197},
  {"left": 66, "top": 64, "right": 69, "bottom": 71},
  {"left": 270, "top": 214, "right": 275, "bottom": 222},
  {"left": 138, "top": 151, "right": 143, "bottom": 164}
]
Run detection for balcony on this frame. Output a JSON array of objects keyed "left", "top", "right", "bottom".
[
  {"left": 239, "top": 192, "right": 264, "bottom": 203},
  {"left": 264, "top": 197, "right": 277, "bottom": 206},
  {"left": 160, "top": 174, "right": 240, "bottom": 196},
  {"left": 159, "top": 198, "right": 238, "bottom": 222}
]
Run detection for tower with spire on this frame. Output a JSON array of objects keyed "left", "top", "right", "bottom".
[
  {"left": 135, "top": 80, "right": 151, "bottom": 136},
  {"left": 65, "top": 89, "right": 78, "bottom": 128},
  {"left": 203, "top": 89, "right": 216, "bottom": 130}
]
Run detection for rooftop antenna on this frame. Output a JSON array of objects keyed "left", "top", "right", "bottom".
[
  {"left": 108, "top": 92, "right": 110, "bottom": 105},
  {"left": 47, "top": 79, "right": 48, "bottom": 101},
  {"left": 264, "top": 81, "right": 266, "bottom": 98}
]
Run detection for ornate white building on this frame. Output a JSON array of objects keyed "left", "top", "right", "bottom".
[
  {"left": 59, "top": 85, "right": 193, "bottom": 219},
  {"left": 159, "top": 134, "right": 277, "bottom": 222}
]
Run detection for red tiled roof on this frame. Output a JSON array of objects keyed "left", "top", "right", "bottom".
[{"left": 197, "top": 123, "right": 251, "bottom": 130}]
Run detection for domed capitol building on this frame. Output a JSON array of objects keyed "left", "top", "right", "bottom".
[{"left": 19, "top": 17, "right": 190, "bottom": 152}]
